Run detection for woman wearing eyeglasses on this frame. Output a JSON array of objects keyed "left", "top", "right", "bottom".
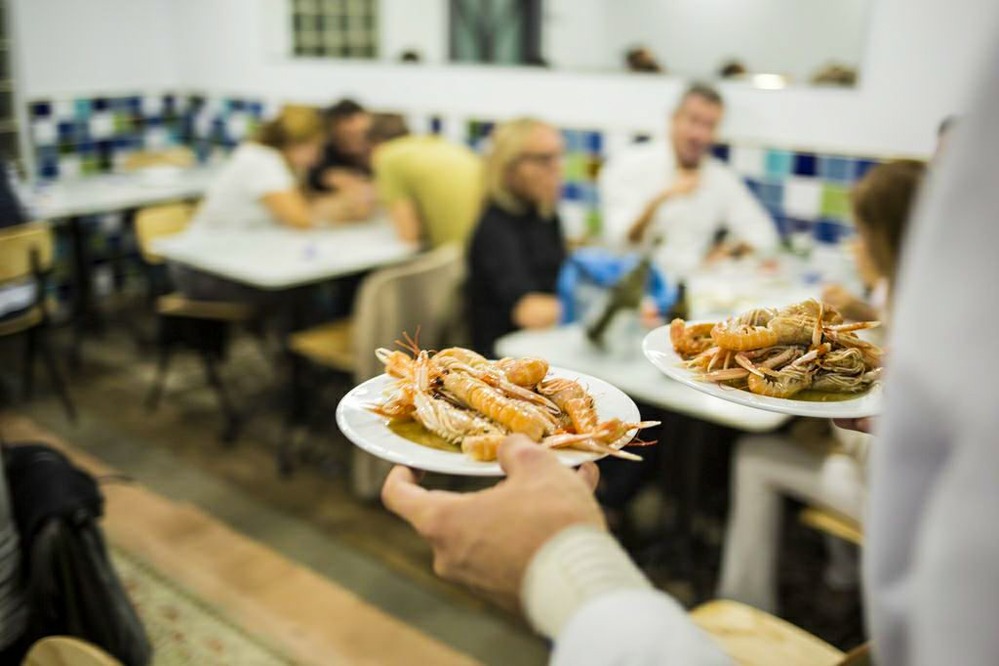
[{"left": 467, "top": 118, "right": 567, "bottom": 357}]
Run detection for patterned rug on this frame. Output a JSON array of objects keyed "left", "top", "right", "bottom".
[{"left": 111, "top": 546, "right": 293, "bottom": 665}]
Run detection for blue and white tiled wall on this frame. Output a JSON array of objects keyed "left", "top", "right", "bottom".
[
  {"left": 27, "top": 92, "right": 269, "bottom": 180},
  {"left": 462, "top": 118, "right": 884, "bottom": 244}
]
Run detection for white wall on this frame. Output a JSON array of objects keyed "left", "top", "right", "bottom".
[
  {"left": 544, "top": 0, "right": 614, "bottom": 71},
  {"left": 379, "top": 0, "right": 448, "bottom": 64},
  {"left": 168, "top": 0, "right": 999, "bottom": 156},
  {"left": 12, "top": 0, "right": 999, "bottom": 157},
  {"left": 602, "top": 0, "right": 871, "bottom": 82},
  {"left": 10, "top": 0, "right": 181, "bottom": 98}
]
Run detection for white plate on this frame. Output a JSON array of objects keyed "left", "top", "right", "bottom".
[
  {"left": 642, "top": 325, "right": 883, "bottom": 418},
  {"left": 336, "top": 366, "right": 642, "bottom": 476}
]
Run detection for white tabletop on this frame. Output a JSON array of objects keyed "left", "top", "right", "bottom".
[
  {"left": 32, "top": 166, "right": 222, "bottom": 219},
  {"left": 152, "top": 220, "right": 420, "bottom": 290},
  {"left": 496, "top": 325, "right": 789, "bottom": 433}
]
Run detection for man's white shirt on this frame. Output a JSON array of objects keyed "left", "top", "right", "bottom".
[{"left": 598, "top": 141, "right": 778, "bottom": 276}]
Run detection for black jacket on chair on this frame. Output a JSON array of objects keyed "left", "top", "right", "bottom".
[{"left": 4, "top": 444, "right": 152, "bottom": 665}]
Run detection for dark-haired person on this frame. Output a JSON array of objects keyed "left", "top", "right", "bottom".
[
  {"left": 599, "top": 83, "right": 778, "bottom": 277},
  {"left": 368, "top": 114, "right": 483, "bottom": 248},
  {"left": 308, "top": 98, "right": 373, "bottom": 193},
  {"left": 0, "top": 465, "right": 27, "bottom": 662},
  {"left": 625, "top": 46, "right": 663, "bottom": 73}
]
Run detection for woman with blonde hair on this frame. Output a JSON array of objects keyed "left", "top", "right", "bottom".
[
  {"left": 173, "top": 105, "right": 372, "bottom": 301},
  {"left": 467, "top": 118, "right": 567, "bottom": 356}
]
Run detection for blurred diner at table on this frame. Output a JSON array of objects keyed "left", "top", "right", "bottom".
[
  {"left": 467, "top": 118, "right": 566, "bottom": 357},
  {"left": 368, "top": 113, "right": 483, "bottom": 248},
  {"left": 599, "top": 83, "right": 779, "bottom": 279},
  {"left": 170, "top": 105, "right": 365, "bottom": 303},
  {"left": 307, "top": 98, "right": 374, "bottom": 191}
]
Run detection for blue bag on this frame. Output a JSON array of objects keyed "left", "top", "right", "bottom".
[{"left": 557, "top": 247, "right": 674, "bottom": 324}]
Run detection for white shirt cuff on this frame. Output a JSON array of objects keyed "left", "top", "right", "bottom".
[{"left": 521, "top": 524, "right": 653, "bottom": 638}]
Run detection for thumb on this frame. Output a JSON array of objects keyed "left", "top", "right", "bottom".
[{"left": 497, "top": 434, "right": 562, "bottom": 478}]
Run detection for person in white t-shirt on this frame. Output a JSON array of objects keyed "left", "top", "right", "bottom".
[
  {"left": 173, "top": 105, "right": 373, "bottom": 301},
  {"left": 599, "top": 83, "right": 778, "bottom": 277}
]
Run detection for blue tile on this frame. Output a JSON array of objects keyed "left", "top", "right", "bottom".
[
  {"left": 562, "top": 129, "right": 583, "bottom": 153},
  {"left": 711, "top": 144, "right": 730, "bottom": 162},
  {"left": 429, "top": 116, "right": 443, "bottom": 135},
  {"left": 814, "top": 218, "right": 849, "bottom": 243},
  {"left": 744, "top": 177, "right": 763, "bottom": 198},
  {"left": 771, "top": 214, "right": 791, "bottom": 237},
  {"left": 580, "top": 182, "right": 599, "bottom": 206},
  {"left": 765, "top": 150, "right": 792, "bottom": 179},
  {"left": 855, "top": 158, "right": 879, "bottom": 180},
  {"left": 77, "top": 140, "right": 96, "bottom": 156},
  {"left": 818, "top": 155, "right": 853, "bottom": 182},
  {"left": 792, "top": 152, "right": 818, "bottom": 176},
  {"left": 93, "top": 97, "right": 109, "bottom": 112},
  {"left": 57, "top": 121, "right": 76, "bottom": 141},
  {"left": 585, "top": 131, "right": 603, "bottom": 155},
  {"left": 74, "top": 99, "right": 92, "bottom": 120},
  {"left": 757, "top": 181, "right": 784, "bottom": 208},
  {"left": 562, "top": 182, "right": 582, "bottom": 202},
  {"left": 247, "top": 101, "right": 264, "bottom": 118},
  {"left": 30, "top": 101, "right": 52, "bottom": 118}
]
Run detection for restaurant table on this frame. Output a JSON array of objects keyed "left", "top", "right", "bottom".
[
  {"left": 29, "top": 166, "right": 223, "bottom": 363},
  {"left": 155, "top": 220, "right": 419, "bottom": 470},
  {"left": 152, "top": 220, "right": 418, "bottom": 290}
]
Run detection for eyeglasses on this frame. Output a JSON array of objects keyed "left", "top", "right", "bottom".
[{"left": 517, "top": 152, "right": 564, "bottom": 167}]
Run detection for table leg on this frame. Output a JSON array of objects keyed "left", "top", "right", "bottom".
[
  {"left": 66, "top": 215, "right": 96, "bottom": 368},
  {"left": 279, "top": 286, "right": 313, "bottom": 476}
]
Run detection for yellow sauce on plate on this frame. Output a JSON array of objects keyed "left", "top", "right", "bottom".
[
  {"left": 794, "top": 389, "right": 865, "bottom": 403},
  {"left": 388, "top": 419, "right": 460, "bottom": 453}
]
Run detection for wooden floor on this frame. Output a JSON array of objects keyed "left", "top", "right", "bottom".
[{"left": 1, "top": 414, "right": 478, "bottom": 666}]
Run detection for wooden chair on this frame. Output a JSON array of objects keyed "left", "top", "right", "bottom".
[
  {"left": 283, "top": 243, "right": 465, "bottom": 492},
  {"left": 0, "top": 222, "right": 75, "bottom": 420},
  {"left": 22, "top": 636, "right": 122, "bottom": 666},
  {"left": 692, "top": 599, "right": 870, "bottom": 665},
  {"left": 800, "top": 505, "right": 864, "bottom": 546},
  {"left": 133, "top": 203, "right": 254, "bottom": 442}
]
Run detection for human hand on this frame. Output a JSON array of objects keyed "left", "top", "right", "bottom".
[
  {"left": 381, "top": 435, "right": 604, "bottom": 609},
  {"left": 833, "top": 417, "right": 876, "bottom": 434},
  {"left": 513, "top": 293, "right": 562, "bottom": 329}
]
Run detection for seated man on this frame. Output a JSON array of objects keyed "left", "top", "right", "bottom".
[
  {"left": 368, "top": 114, "right": 483, "bottom": 248},
  {"left": 599, "top": 83, "right": 778, "bottom": 277},
  {"left": 307, "top": 99, "right": 373, "bottom": 194}
]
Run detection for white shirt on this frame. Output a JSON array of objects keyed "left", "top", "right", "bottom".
[
  {"left": 524, "top": 32, "right": 999, "bottom": 664},
  {"left": 599, "top": 142, "right": 779, "bottom": 277},
  {"left": 191, "top": 143, "right": 296, "bottom": 232}
]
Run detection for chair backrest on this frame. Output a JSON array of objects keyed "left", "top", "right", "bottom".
[
  {"left": 133, "top": 202, "right": 196, "bottom": 265},
  {"left": 122, "top": 146, "right": 196, "bottom": 171},
  {"left": 22, "top": 636, "right": 123, "bottom": 666},
  {"left": 0, "top": 222, "right": 53, "bottom": 284},
  {"left": 352, "top": 243, "right": 465, "bottom": 382}
]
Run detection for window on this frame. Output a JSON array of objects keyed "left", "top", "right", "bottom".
[
  {"left": 449, "top": 0, "right": 542, "bottom": 66},
  {"left": 0, "top": 0, "right": 20, "bottom": 163},
  {"left": 291, "top": 0, "right": 379, "bottom": 59}
]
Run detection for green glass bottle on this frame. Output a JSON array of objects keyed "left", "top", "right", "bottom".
[{"left": 585, "top": 254, "right": 653, "bottom": 349}]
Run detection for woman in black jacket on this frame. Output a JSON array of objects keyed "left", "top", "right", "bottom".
[{"left": 467, "top": 118, "right": 567, "bottom": 356}]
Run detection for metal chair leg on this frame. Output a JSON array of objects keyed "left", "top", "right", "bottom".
[
  {"left": 36, "top": 328, "right": 77, "bottom": 422},
  {"left": 145, "top": 342, "right": 173, "bottom": 411},
  {"left": 200, "top": 349, "right": 240, "bottom": 445},
  {"left": 23, "top": 327, "right": 38, "bottom": 399}
]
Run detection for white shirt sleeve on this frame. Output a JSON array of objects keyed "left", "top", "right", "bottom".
[
  {"left": 719, "top": 168, "right": 779, "bottom": 252},
  {"left": 523, "top": 526, "right": 731, "bottom": 664}
]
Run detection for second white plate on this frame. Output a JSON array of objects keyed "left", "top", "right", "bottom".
[{"left": 642, "top": 325, "right": 883, "bottom": 418}]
